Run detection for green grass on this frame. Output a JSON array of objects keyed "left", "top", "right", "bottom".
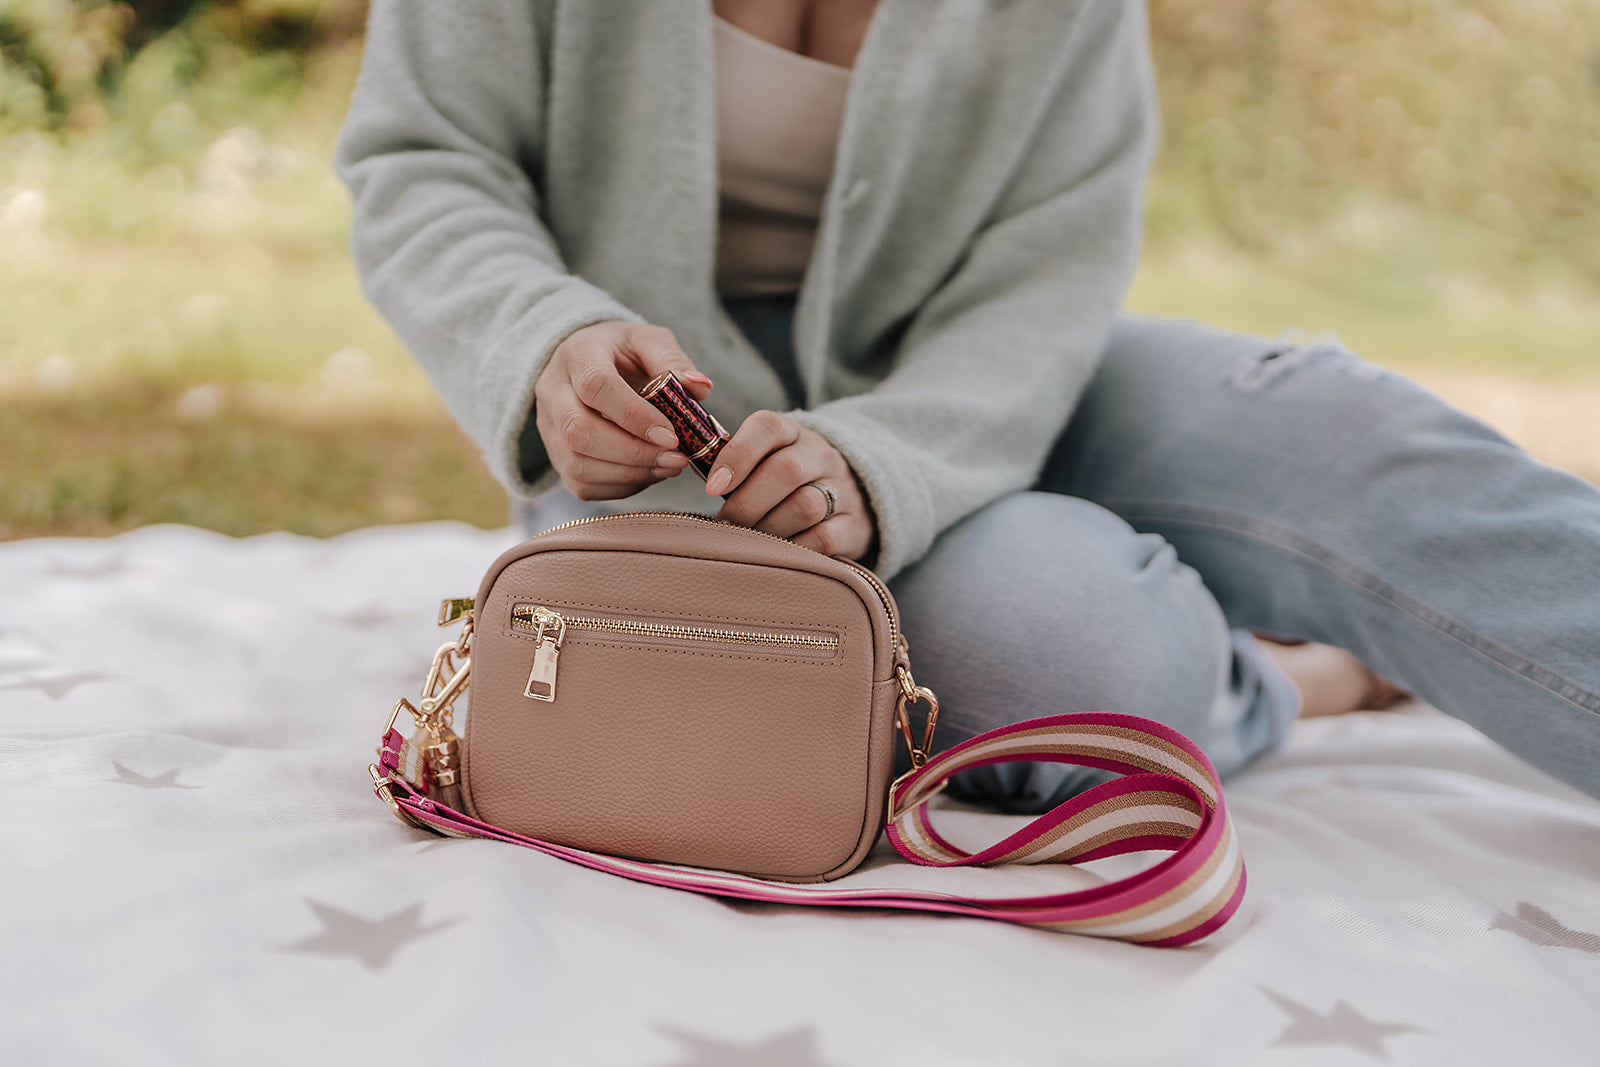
[
  {"left": 6, "top": 205, "right": 1595, "bottom": 541},
  {"left": 1127, "top": 230, "right": 1600, "bottom": 385},
  {"left": 0, "top": 45, "right": 516, "bottom": 539},
  {"left": 0, "top": 381, "right": 510, "bottom": 540},
  {"left": 4, "top": 159, "right": 1596, "bottom": 542}
]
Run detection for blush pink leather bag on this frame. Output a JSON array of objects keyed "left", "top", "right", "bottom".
[{"left": 371, "top": 511, "right": 1246, "bottom": 945}]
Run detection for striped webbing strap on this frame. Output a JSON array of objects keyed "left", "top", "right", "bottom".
[
  {"left": 373, "top": 711, "right": 1244, "bottom": 947},
  {"left": 885, "top": 712, "right": 1244, "bottom": 944}
]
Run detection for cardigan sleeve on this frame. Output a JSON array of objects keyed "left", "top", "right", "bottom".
[
  {"left": 334, "top": 0, "right": 643, "bottom": 498},
  {"left": 786, "top": 0, "right": 1159, "bottom": 582}
]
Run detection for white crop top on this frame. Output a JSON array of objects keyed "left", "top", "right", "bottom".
[{"left": 713, "top": 14, "right": 852, "bottom": 299}]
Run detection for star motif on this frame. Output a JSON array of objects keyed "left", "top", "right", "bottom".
[
  {"left": 110, "top": 761, "right": 200, "bottom": 789},
  {"left": 1262, "top": 988, "right": 1426, "bottom": 1061},
  {"left": 0, "top": 671, "right": 114, "bottom": 700},
  {"left": 42, "top": 554, "right": 140, "bottom": 580},
  {"left": 654, "top": 1025, "right": 837, "bottom": 1067},
  {"left": 283, "top": 899, "right": 459, "bottom": 973},
  {"left": 1491, "top": 902, "right": 1600, "bottom": 954}
]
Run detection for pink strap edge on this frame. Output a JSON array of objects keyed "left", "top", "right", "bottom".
[{"left": 373, "top": 711, "right": 1245, "bottom": 947}]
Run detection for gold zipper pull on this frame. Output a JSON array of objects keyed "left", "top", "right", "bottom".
[
  {"left": 523, "top": 607, "right": 566, "bottom": 702},
  {"left": 525, "top": 640, "right": 560, "bottom": 701}
]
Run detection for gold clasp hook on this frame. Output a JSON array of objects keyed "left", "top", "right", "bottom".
[
  {"left": 894, "top": 663, "right": 939, "bottom": 769},
  {"left": 372, "top": 599, "right": 476, "bottom": 829},
  {"left": 408, "top": 601, "right": 474, "bottom": 733},
  {"left": 418, "top": 648, "right": 471, "bottom": 728}
]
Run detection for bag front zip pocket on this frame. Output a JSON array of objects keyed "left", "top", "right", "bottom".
[{"left": 511, "top": 603, "right": 842, "bottom": 702}]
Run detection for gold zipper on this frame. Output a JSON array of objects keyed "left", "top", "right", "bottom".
[
  {"left": 519, "top": 510, "right": 904, "bottom": 655},
  {"left": 512, "top": 602, "right": 841, "bottom": 702},
  {"left": 512, "top": 605, "right": 839, "bottom": 650}
]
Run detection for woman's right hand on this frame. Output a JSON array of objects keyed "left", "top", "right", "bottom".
[{"left": 533, "top": 321, "right": 715, "bottom": 501}]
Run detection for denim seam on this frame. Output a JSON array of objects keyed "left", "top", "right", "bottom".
[{"left": 1106, "top": 500, "right": 1600, "bottom": 720}]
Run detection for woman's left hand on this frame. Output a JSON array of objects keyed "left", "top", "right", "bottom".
[{"left": 703, "top": 410, "right": 877, "bottom": 562}]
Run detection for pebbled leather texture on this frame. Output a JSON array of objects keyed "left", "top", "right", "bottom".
[{"left": 459, "top": 513, "right": 904, "bottom": 882}]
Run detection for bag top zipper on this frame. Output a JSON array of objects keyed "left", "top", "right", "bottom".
[{"left": 519, "top": 510, "right": 904, "bottom": 657}]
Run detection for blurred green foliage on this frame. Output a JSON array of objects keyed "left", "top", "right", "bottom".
[
  {"left": 1148, "top": 0, "right": 1600, "bottom": 282},
  {"left": 0, "top": 0, "right": 365, "bottom": 247},
  {"left": 3, "top": 0, "right": 1598, "bottom": 281},
  {"left": 0, "top": 0, "right": 362, "bottom": 147}
]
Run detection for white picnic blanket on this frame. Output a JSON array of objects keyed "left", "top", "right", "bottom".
[{"left": 4, "top": 521, "right": 1598, "bottom": 1066}]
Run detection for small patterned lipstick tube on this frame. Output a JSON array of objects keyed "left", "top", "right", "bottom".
[{"left": 640, "top": 370, "right": 731, "bottom": 482}]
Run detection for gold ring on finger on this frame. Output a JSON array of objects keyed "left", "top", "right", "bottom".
[{"left": 806, "top": 481, "right": 837, "bottom": 521}]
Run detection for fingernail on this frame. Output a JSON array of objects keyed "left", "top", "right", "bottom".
[
  {"left": 647, "top": 426, "right": 677, "bottom": 448},
  {"left": 685, "top": 373, "right": 713, "bottom": 386},
  {"left": 705, "top": 468, "right": 731, "bottom": 495},
  {"left": 658, "top": 451, "right": 688, "bottom": 467}
]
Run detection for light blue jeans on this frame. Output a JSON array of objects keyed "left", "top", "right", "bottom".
[{"left": 516, "top": 295, "right": 1600, "bottom": 811}]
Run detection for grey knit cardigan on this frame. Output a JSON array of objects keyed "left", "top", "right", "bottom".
[{"left": 335, "top": 0, "right": 1158, "bottom": 581}]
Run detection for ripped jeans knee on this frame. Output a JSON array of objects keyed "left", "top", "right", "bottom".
[{"left": 1228, "top": 331, "right": 1388, "bottom": 393}]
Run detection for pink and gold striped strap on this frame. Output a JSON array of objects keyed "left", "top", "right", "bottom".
[
  {"left": 372, "top": 711, "right": 1244, "bottom": 947},
  {"left": 884, "top": 712, "right": 1244, "bottom": 944}
]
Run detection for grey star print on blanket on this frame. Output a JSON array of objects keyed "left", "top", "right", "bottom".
[{"left": 4, "top": 521, "right": 1598, "bottom": 1064}]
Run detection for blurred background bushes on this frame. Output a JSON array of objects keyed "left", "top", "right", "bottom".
[
  {"left": 0, "top": 0, "right": 363, "bottom": 139},
  {"left": 2, "top": 0, "right": 1598, "bottom": 538},
  {"left": 1149, "top": 0, "right": 1600, "bottom": 282}
]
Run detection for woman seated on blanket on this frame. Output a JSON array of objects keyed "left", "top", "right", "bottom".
[{"left": 336, "top": 0, "right": 1600, "bottom": 810}]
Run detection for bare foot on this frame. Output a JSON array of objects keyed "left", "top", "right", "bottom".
[{"left": 1255, "top": 638, "right": 1409, "bottom": 719}]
